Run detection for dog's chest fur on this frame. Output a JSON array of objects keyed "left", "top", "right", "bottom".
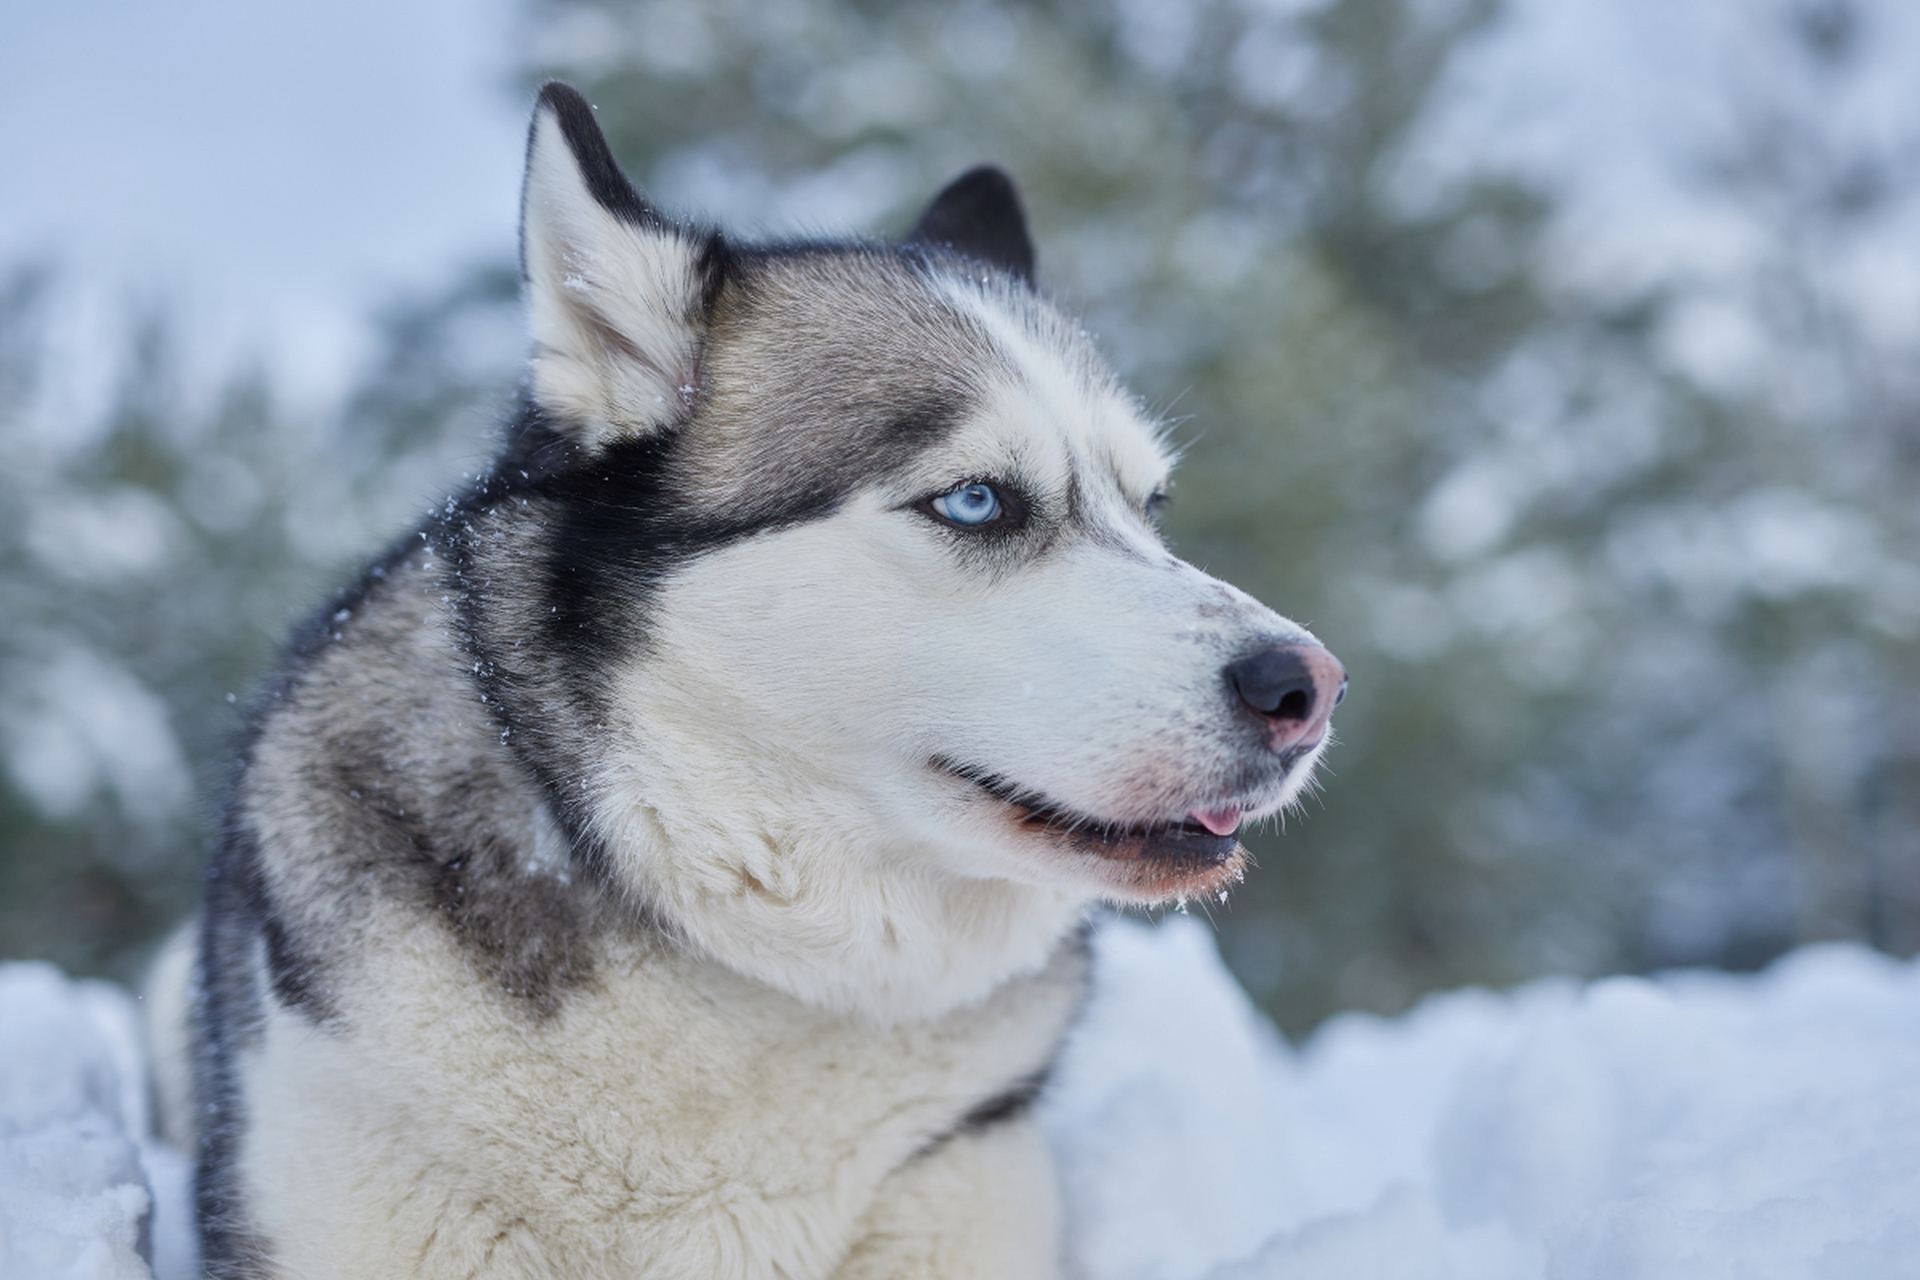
[{"left": 235, "top": 919, "right": 1085, "bottom": 1278}]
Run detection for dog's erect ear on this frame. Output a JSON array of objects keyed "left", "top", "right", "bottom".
[
  {"left": 904, "top": 166, "right": 1036, "bottom": 284},
  {"left": 520, "top": 82, "right": 722, "bottom": 449}
]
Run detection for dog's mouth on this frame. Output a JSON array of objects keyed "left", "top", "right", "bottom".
[{"left": 934, "top": 757, "right": 1250, "bottom": 898}]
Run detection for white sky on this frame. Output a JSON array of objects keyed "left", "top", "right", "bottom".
[{"left": 0, "top": 0, "right": 527, "bottom": 410}]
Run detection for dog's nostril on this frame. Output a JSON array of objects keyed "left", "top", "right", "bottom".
[
  {"left": 1225, "top": 647, "right": 1316, "bottom": 720},
  {"left": 1224, "top": 643, "right": 1347, "bottom": 752}
]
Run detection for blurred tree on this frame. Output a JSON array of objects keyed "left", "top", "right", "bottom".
[
  {"left": 0, "top": 263, "right": 520, "bottom": 979},
  {"left": 513, "top": 0, "right": 1920, "bottom": 1030}
]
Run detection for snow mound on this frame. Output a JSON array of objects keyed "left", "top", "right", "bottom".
[
  {"left": 5, "top": 923, "right": 1918, "bottom": 1280},
  {"left": 0, "top": 965, "right": 193, "bottom": 1280},
  {"left": 1040, "top": 916, "right": 1920, "bottom": 1280}
]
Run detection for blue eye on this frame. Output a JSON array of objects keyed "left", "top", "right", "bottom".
[{"left": 932, "top": 483, "right": 1002, "bottom": 526}]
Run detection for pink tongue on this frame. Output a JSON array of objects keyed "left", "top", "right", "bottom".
[{"left": 1188, "top": 806, "right": 1242, "bottom": 837}]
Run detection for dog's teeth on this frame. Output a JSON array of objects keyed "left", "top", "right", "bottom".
[{"left": 1189, "top": 807, "right": 1241, "bottom": 837}]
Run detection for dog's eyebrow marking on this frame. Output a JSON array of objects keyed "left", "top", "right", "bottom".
[
  {"left": 872, "top": 388, "right": 974, "bottom": 464},
  {"left": 1062, "top": 472, "right": 1086, "bottom": 530},
  {"left": 1090, "top": 526, "right": 1158, "bottom": 562},
  {"left": 1056, "top": 455, "right": 1164, "bottom": 561}
]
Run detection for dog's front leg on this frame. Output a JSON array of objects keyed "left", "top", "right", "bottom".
[{"left": 833, "top": 1117, "right": 1064, "bottom": 1280}]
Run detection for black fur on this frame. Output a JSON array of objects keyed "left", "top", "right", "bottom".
[
  {"left": 522, "top": 81, "right": 734, "bottom": 324},
  {"left": 531, "top": 81, "right": 659, "bottom": 231},
  {"left": 921, "top": 920, "right": 1094, "bottom": 1157},
  {"left": 419, "top": 820, "right": 613, "bottom": 1016},
  {"left": 446, "top": 349, "right": 976, "bottom": 840},
  {"left": 523, "top": 386, "right": 976, "bottom": 639},
  {"left": 956, "top": 1069, "right": 1051, "bottom": 1132},
  {"left": 905, "top": 166, "right": 1037, "bottom": 284},
  {"left": 194, "top": 809, "right": 275, "bottom": 1276},
  {"left": 536, "top": 432, "right": 844, "bottom": 659}
]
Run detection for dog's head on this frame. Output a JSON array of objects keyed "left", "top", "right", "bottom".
[{"left": 465, "top": 84, "right": 1343, "bottom": 1010}]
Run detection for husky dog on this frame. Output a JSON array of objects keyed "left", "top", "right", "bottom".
[{"left": 162, "top": 82, "right": 1344, "bottom": 1279}]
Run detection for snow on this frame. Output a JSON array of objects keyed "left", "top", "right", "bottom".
[
  {"left": 1043, "top": 917, "right": 1920, "bottom": 1280},
  {"left": 6, "top": 920, "right": 1918, "bottom": 1279},
  {"left": 0, "top": 965, "right": 193, "bottom": 1280}
]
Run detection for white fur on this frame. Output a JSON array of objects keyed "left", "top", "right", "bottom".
[
  {"left": 236, "top": 912, "right": 1083, "bottom": 1279},
  {"left": 521, "top": 106, "right": 705, "bottom": 447}
]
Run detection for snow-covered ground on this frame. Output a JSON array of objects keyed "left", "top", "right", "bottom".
[
  {"left": 5, "top": 918, "right": 1916, "bottom": 1280},
  {"left": 1047, "top": 918, "right": 1920, "bottom": 1279},
  {"left": 0, "top": 965, "right": 193, "bottom": 1280}
]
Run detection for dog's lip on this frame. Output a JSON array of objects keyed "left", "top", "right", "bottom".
[
  {"left": 932, "top": 757, "right": 1245, "bottom": 861},
  {"left": 1276, "top": 733, "right": 1328, "bottom": 769}
]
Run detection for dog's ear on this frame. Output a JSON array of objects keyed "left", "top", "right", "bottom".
[
  {"left": 904, "top": 166, "right": 1036, "bottom": 284},
  {"left": 519, "top": 82, "right": 723, "bottom": 450}
]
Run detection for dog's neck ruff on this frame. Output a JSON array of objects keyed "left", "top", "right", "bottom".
[{"left": 585, "top": 792, "right": 1091, "bottom": 1023}]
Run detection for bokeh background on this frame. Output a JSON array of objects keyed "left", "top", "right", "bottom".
[{"left": 3, "top": 0, "right": 1917, "bottom": 1037}]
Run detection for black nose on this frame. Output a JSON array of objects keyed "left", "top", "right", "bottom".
[
  {"left": 1224, "top": 643, "right": 1346, "bottom": 754},
  {"left": 1227, "top": 648, "right": 1314, "bottom": 718}
]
